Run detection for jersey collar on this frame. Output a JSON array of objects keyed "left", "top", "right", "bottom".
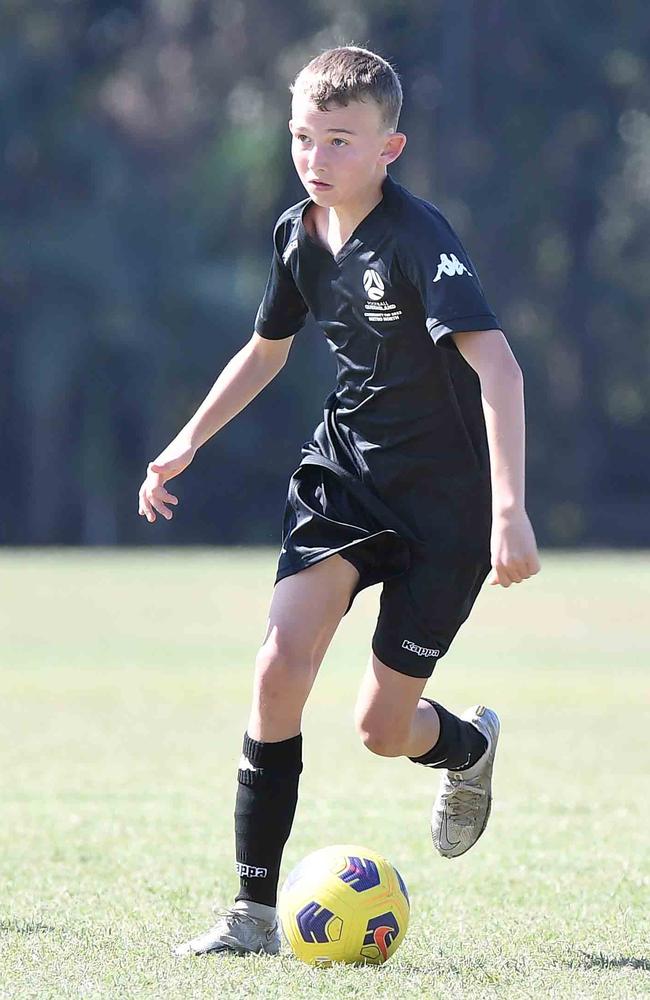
[{"left": 298, "top": 172, "right": 397, "bottom": 264}]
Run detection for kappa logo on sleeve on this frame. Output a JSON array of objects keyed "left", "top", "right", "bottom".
[
  {"left": 282, "top": 238, "right": 299, "bottom": 265},
  {"left": 433, "top": 252, "right": 473, "bottom": 283}
]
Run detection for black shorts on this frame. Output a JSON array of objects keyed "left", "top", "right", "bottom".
[{"left": 274, "top": 455, "right": 491, "bottom": 679}]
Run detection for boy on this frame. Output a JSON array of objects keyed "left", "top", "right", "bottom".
[{"left": 138, "top": 46, "right": 540, "bottom": 957}]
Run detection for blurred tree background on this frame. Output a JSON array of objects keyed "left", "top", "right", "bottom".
[{"left": 1, "top": 0, "right": 648, "bottom": 547}]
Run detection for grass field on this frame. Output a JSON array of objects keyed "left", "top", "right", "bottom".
[{"left": 1, "top": 549, "right": 649, "bottom": 1000}]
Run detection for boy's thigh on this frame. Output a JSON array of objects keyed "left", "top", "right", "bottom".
[
  {"left": 370, "top": 548, "right": 491, "bottom": 680},
  {"left": 250, "top": 556, "right": 361, "bottom": 739},
  {"left": 262, "top": 553, "right": 360, "bottom": 669}
]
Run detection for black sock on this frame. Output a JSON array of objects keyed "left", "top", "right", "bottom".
[
  {"left": 234, "top": 732, "right": 302, "bottom": 907},
  {"left": 409, "top": 700, "right": 487, "bottom": 771}
]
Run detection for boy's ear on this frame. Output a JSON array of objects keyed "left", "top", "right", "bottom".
[{"left": 380, "top": 131, "right": 407, "bottom": 165}]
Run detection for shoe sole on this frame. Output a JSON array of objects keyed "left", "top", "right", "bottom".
[{"left": 175, "top": 943, "right": 279, "bottom": 958}]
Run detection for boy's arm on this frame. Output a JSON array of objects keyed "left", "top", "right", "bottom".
[
  {"left": 451, "top": 328, "right": 541, "bottom": 587},
  {"left": 138, "top": 332, "right": 293, "bottom": 523}
]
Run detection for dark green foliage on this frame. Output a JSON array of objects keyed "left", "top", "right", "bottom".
[{"left": 2, "top": 2, "right": 648, "bottom": 545}]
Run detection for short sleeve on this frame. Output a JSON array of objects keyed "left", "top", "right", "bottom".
[
  {"left": 402, "top": 208, "right": 499, "bottom": 343},
  {"left": 254, "top": 217, "right": 309, "bottom": 340}
]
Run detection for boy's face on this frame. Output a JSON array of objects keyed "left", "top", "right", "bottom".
[{"left": 289, "top": 92, "right": 406, "bottom": 208}]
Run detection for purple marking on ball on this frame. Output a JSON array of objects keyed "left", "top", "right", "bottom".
[
  {"left": 296, "top": 900, "right": 335, "bottom": 944},
  {"left": 338, "top": 856, "right": 381, "bottom": 892}
]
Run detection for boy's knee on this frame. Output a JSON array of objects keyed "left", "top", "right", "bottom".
[
  {"left": 354, "top": 708, "right": 409, "bottom": 758},
  {"left": 254, "top": 637, "right": 317, "bottom": 701}
]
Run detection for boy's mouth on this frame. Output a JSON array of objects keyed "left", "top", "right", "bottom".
[{"left": 309, "top": 180, "right": 333, "bottom": 189}]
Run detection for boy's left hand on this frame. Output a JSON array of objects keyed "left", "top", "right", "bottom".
[{"left": 489, "top": 508, "right": 540, "bottom": 587}]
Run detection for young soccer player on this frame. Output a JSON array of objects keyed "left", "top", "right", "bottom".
[{"left": 138, "top": 46, "right": 540, "bottom": 957}]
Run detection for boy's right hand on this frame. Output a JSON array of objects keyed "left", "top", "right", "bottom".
[{"left": 138, "top": 437, "right": 196, "bottom": 523}]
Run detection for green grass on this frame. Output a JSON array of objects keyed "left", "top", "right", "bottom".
[{"left": 1, "top": 549, "right": 649, "bottom": 1000}]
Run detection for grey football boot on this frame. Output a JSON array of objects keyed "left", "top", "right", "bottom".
[
  {"left": 431, "top": 705, "right": 500, "bottom": 859},
  {"left": 173, "top": 903, "right": 280, "bottom": 957}
]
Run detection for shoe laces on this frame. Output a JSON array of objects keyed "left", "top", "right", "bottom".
[
  {"left": 206, "top": 909, "right": 244, "bottom": 946},
  {"left": 442, "top": 776, "right": 486, "bottom": 824},
  {"left": 211, "top": 906, "right": 273, "bottom": 930},
  {"left": 196, "top": 907, "right": 265, "bottom": 951}
]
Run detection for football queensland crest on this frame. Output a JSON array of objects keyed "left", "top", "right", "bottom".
[
  {"left": 363, "top": 268, "right": 385, "bottom": 301},
  {"left": 278, "top": 844, "right": 410, "bottom": 966}
]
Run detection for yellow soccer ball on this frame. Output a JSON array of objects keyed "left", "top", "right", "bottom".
[{"left": 278, "top": 844, "right": 410, "bottom": 966}]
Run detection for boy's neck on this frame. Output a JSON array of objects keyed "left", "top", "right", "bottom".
[{"left": 315, "top": 171, "right": 387, "bottom": 251}]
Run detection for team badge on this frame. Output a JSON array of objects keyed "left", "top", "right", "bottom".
[
  {"left": 362, "top": 268, "right": 403, "bottom": 324},
  {"left": 362, "top": 268, "right": 385, "bottom": 301}
]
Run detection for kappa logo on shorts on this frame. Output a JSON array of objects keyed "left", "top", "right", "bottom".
[
  {"left": 402, "top": 639, "right": 440, "bottom": 658},
  {"left": 235, "top": 862, "right": 268, "bottom": 878},
  {"left": 433, "top": 252, "right": 473, "bottom": 283}
]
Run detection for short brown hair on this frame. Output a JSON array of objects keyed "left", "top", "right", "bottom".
[{"left": 290, "top": 45, "right": 402, "bottom": 132}]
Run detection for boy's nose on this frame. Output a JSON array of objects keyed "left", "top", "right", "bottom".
[{"left": 307, "top": 147, "right": 328, "bottom": 171}]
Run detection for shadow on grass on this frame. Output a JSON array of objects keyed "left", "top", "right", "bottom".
[
  {"left": 0, "top": 919, "right": 56, "bottom": 936},
  {"left": 575, "top": 951, "right": 650, "bottom": 972}
]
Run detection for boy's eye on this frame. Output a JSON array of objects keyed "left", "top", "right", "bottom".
[{"left": 295, "top": 134, "right": 347, "bottom": 147}]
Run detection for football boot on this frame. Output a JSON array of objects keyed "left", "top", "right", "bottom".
[
  {"left": 173, "top": 903, "right": 280, "bottom": 957},
  {"left": 431, "top": 704, "right": 500, "bottom": 859}
]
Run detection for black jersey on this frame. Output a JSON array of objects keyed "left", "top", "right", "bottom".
[{"left": 254, "top": 172, "right": 498, "bottom": 540}]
